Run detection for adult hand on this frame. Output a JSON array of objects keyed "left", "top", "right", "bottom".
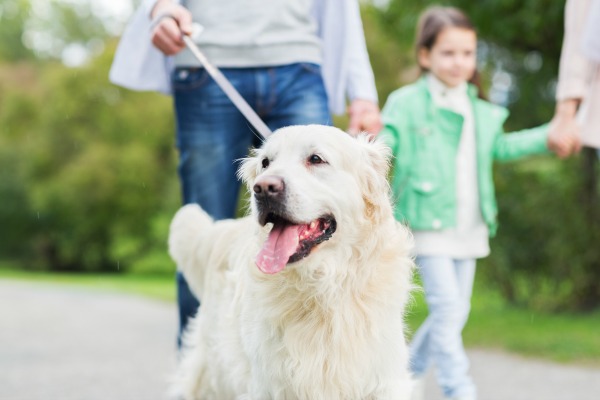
[
  {"left": 347, "top": 99, "right": 383, "bottom": 136},
  {"left": 547, "top": 99, "right": 582, "bottom": 158},
  {"left": 150, "top": 0, "right": 193, "bottom": 55}
]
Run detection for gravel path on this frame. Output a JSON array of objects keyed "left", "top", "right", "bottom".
[{"left": 1, "top": 279, "right": 599, "bottom": 400}]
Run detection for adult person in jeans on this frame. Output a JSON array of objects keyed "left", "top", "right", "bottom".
[
  {"left": 110, "top": 0, "right": 382, "bottom": 347},
  {"left": 548, "top": 0, "right": 600, "bottom": 156}
]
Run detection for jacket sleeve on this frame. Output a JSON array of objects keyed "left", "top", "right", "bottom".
[
  {"left": 493, "top": 124, "right": 551, "bottom": 162},
  {"left": 343, "top": 0, "right": 378, "bottom": 104},
  {"left": 556, "top": 0, "right": 593, "bottom": 101},
  {"left": 582, "top": 0, "right": 600, "bottom": 63},
  {"left": 317, "top": 0, "right": 378, "bottom": 115},
  {"left": 108, "top": 0, "right": 175, "bottom": 94}
]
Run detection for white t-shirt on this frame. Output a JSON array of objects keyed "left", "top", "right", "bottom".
[{"left": 413, "top": 74, "right": 490, "bottom": 259}]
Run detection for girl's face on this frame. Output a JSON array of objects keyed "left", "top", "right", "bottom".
[{"left": 418, "top": 27, "right": 477, "bottom": 88}]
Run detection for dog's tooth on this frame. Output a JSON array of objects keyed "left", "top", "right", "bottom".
[{"left": 310, "top": 221, "right": 317, "bottom": 230}]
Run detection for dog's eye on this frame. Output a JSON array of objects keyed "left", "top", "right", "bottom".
[
  {"left": 261, "top": 158, "right": 270, "bottom": 169},
  {"left": 308, "top": 154, "right": 325, "bottom": 165}
]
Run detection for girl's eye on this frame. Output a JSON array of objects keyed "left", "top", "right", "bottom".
[
  {"left": 308, "top": 154, "right": 325, "bottom": 165},
  {"left": 261, "top": 158, "right": 269, "bottom": 168}
]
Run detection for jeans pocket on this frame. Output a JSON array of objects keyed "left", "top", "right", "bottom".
[
  {"left": 172, "top": 68, "right": 210, "bottom": 91},
  {"left": 298, "top": 62, "right": 322, "bottom": 75}
]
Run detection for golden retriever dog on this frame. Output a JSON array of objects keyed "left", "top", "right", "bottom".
[{"left": 168, "top": 125, "right": 414, "bottom": 399}]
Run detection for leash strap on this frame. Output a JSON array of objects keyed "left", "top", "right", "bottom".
[{"left": 182, "top": 25, "right": 272, "bottom": 140}]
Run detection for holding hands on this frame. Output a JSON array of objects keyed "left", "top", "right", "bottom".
[{"left": 547, "top": 99, "right": 582, "bottom": 158}]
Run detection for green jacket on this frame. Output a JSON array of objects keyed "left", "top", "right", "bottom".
[{"left": 379, "top": 78, "right": 550, "bottom": 236}]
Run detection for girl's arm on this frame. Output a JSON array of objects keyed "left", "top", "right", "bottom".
[{"left": 492, "top": 124, "right": 551, "bottom": 162}]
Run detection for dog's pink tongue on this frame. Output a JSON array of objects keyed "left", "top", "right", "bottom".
[{"left": 256, "top": 223, "right": 301, "bottom": 274}]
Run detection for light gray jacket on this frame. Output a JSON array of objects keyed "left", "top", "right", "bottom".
[
  {"left": 556, "top": 0, "right": 600, "bottom": 148},
  {"left": 109, "top": 0, "right": 378, "bottom": 115}
]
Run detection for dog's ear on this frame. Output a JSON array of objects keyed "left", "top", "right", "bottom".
[
  {"left": 358, "top": 134, "right": 392, "bottom": 178},
  {"left": 237, "top": 148, "right": 261, "bottom": 187},
  {"left": 355, "top": 134, "right": 394, "bottom": 222}
]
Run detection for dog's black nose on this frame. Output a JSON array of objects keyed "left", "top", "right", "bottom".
[{"left": 254, "top": 175, "right": 285, "bottom": 199}]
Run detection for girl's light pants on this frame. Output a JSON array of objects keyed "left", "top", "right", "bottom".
[{"left": 410, "top": 256, "right": 477, "bottom": 400}]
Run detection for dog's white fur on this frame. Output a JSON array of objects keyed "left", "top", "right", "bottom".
[{"left": 168, "top": 125, "right": 414, "bottom": 399}]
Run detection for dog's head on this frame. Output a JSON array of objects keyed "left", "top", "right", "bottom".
[{"left": 239, "top": 125, "right": 393, "bottom": 274}]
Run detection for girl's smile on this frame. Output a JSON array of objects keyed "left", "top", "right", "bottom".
[{"left": 418, "top": 27, "right": 477, "bottom": 88}]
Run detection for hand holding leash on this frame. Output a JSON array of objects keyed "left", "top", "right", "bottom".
[
  {"left": 150, "top": 1, "right": 193, "bottom": 55},
  {"left": 149, "top": 5, "right": 272, "bottom": 140}
]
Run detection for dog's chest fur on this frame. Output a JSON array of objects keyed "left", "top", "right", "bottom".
[{"left": 239, "top": 262, "right": 408, "bottom": 399}]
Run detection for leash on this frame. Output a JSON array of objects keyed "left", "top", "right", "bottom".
[{"left": 182, "top": 24, "right": 272, "bottom": 141}]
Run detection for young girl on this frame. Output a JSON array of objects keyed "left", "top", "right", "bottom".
[{"left": 378, "top": 6, "right": 554, "bottom": 400}]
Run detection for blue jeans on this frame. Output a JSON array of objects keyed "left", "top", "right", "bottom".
[
  {"left": 410, "top": 256, "right": 477, "bottom": 400},
  {"left": 172, "top": 63, "right": 330, "bottom": 347}
]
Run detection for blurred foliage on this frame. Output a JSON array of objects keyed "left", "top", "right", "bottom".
[
  {"left": 23, "top": 0, "right": 110, "bottom": 61},
  {"left": 0, "top": 0, "right": 598, "bottom": 310},
  {"left": 0, "top": 43, "right": 179, "bottom": 273},
  {"left": 489, "top": 152, "right": 600, "bottom": 312},
  {"left": 0, "top": 0, "right": 34, "bottom": 61}
]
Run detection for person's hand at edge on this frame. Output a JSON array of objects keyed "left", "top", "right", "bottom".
[
  {"left": 150, "top": 0, "right": 193, "bottom": 56},
  {"left": 548, "top": 99, "right": 582, "bottom": 158},
  {"left": 347, "top": 99, "right": 383, "bottom": 136}
]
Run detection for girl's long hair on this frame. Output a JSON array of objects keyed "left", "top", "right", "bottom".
[{"left": 415, "top": 6, "right": 486, "bottom": 100}]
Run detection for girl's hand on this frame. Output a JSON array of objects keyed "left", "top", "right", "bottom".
[{"left": 150, "top": 0, "right": 193, "bottom": 56}]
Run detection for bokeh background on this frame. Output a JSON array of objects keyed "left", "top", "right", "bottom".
[{"left": 1, "top": 0, "right": 599, "bottom": 364}]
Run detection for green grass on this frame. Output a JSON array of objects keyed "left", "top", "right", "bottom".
[
  {"left": 0, "top": 266, "right": 175, "bottom": 302},
  {"left": 2, "top": 265, "right": 600, "bottom": 366},
  {"left": 468, "top": 291, "right": 600, "bottom": 365}
]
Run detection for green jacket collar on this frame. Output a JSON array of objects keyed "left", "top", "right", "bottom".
[{"left": 415, "top": 75, "right": 479, "bottom": 101}]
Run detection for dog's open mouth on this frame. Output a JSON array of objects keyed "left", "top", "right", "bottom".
[{"left": 256, "top": 213, "right": 337, "bottom": 274}]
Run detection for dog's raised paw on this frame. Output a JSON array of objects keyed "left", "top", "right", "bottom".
[{"left": 168, "top": 204, "right": 212, "bottom": 270}]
